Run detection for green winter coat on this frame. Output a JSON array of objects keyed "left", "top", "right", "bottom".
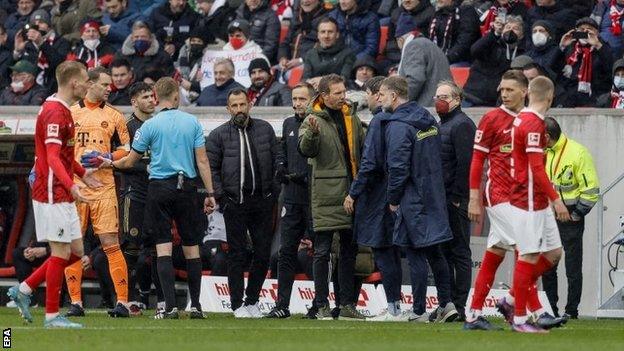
[{"left": 298, "top": 96, "right": 365, "bottom": 232}]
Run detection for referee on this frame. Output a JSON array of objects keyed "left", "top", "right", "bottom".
[{"left": 100, "top": 77, "right": 216, "bottom": 319}]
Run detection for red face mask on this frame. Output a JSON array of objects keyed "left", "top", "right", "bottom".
[
  {"left": 435, "top": 99, "right": 450, "bottom": 115},
  {"left": 229, "top": 37, "right": 245, "bottom": 50}
]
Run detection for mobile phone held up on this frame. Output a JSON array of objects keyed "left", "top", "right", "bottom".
[{"left": 573, "top": 31, "right": 589, "bottom": 40}]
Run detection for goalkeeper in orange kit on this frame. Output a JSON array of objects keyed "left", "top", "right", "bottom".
[{"left": 65, "top": 66, "right": 131, "bottom": 317}]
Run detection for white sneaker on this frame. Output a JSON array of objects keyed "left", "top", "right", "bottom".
[
  {"left": 406, "top": 311, "right": 430, "bottom": 323},
  {"left": 367, "top": 309, "right": 409, "bottom": 322},
  {"left": 245, "top": 303, "right": 263, "bottom": 318},
  {"left": 6, "top": 300, "right": 17, "bottom": 308},
  {"left": 234, "top": 305, "right": 252, "bottom": 318}
]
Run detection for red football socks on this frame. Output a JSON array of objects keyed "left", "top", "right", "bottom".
[{"left": 470, "top": 250, "right": 505, "bottom": 310}]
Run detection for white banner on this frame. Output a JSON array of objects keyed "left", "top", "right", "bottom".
[
  {"left": 199, "top": 47, "right": 267, "bottom": 89},
  {"left": 193, "top": 276, "right": 552, "bottom": 317},
  {"left": 375, "top": 285, "right": 553, "bottom": 316},
  {"left": 193, "top": 276, "right": 384, "bottom": 316}
]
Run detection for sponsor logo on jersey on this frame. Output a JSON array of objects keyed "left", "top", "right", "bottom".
[
  {"left": 499, "top": 144, "right": 512, "bottom": 153},
  {"left": 47, "top": 124, "right": 59, "bottom": 137},
  {"left": 528, "top": 132, "right": 540, "bottom": 146}
]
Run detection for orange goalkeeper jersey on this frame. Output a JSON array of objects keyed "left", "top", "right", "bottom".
[{"left": 72, "top": 99, "right": 130, "bottom": 199}]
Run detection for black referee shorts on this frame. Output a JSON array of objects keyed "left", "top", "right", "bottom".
[
  {"left": 120, "top": 196, "right": 147, "bottom": 252},
  {"left": 144, "top": 178, "right": 205, "bottom": 246}
]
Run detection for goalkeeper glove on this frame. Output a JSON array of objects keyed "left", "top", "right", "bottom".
[{"left": 81, "top": 151, "right": 112, "bottom": 168}]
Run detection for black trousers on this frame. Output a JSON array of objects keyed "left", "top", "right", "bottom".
[
  {"left": 442, "top": 201, "right": 472, "bottom": 313},
  {"left": 276, "top": 203, "right": 311, "bottom": 309},
  {"left": 222, "top": 196, "right": 275, "bottom": 310},
  {"left": 313, "top": 229, "right": 357, "bottom": 307},
  {"left": 542, "top": 218, "right": 584, "bottom": 317},
  {"left": 426, "top": 244, "right": 452, "bottom": 308}
]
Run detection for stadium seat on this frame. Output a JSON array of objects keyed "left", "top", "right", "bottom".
[
  {"left": 4, "top": 177, "right": 28, "bottom": 267},
  {"left": 451, "top": 67, "right": 470, "bottom": 88},
  {"left": 364, "top": 271, "right": 382, "bottom": 284},
  {"left": 288, "top": 66, "right": 304, "bottom": 88},
  {"left": 378, "top": 26, "right": 388, "bottom": 56},
  {"left": 279, "top": 26, "right": 289, "bottom": 44}
]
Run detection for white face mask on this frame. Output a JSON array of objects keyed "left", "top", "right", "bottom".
[
  {"left": 10, "top": 80, "right": 25, "bottom": 93},
  {"left": 614, "top": 76, "right": 624, "bottom": 90},
  {"left": 83, "top": 39, "right": 100, "bottom": 51},
  {"left": 532, "top": 32, "right": 548, "bottom": 47},
  {"left": 579, "top": 38, "right": 589, "bottom": 46}
]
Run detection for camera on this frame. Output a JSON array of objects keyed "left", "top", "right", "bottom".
[{"left": 573, "top": 31, "right": 589, "bottom": 40}]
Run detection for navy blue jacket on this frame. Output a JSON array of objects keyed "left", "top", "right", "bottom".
[
  {"left": 439, "top": 108, "right": 476, "bottom": 203},
  {"left": 196, "top": 79, "right": 245, "bottom": 106},
  {"left": 350, "top": 110, "right": 394, "bottom": 248},
  {"left": 385, "top": 102, "right": 452, "bottom": 249},
  {"left": 328, "top": 0, "right": 380, "bottom": 60},
  {"left": 102, "top": 8, "right": 144, "bottom": 50}
]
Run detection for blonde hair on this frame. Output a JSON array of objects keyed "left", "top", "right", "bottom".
[
  {"left": 528, "top": 76, "right": 554, "bottom": 102},
  {"left": 55, "top": 61, "right": 86, "bottom": 87},
  {"left": 153, "top": 77, "right": 179, "bottom": 101}
]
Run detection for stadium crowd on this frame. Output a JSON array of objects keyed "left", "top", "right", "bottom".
[
  {"left": 0, "top": 0, "right": 603, "bottom": 331},
  {"left": 1, "top": 0, "right": 624, "bottom": 109}
]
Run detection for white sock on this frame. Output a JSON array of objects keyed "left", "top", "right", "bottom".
[
  {"left": 19, "top": 282, "right": 33, "bottom": 295},
  {"left": 466, "top": 309, "right": 481, "bottom": 322},
  {"left": 513, "top": 315, "right": 528, "bottom": 325},
  {"left": 504, "top": 294, "right": 515, "bottom": 305},
  {"left": 157, "top": 301, "right": 165, "bottom": 310},
  {"left": 45, "top": 312, "right": 59, "bottom": 320}
]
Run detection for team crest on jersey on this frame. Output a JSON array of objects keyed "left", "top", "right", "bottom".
[
  {"left": 47, "top": 124, "right": 59, "bottom": 137},
  {"left": 528, "top": 133, "right": 540, "bottom": 146},
  {"left": 101, "top": 121, "right": 109, "bottom": 128},
  {"left": 474, "top": 130, "right": 483, "bottom": 143}
]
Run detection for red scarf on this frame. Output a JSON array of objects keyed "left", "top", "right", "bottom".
[
  {"left": 480, "top": 1, "right": 515, "bottom": 36},
  {"left": 429, "top": 7, "right": 458, "bottom": 53},
  {"left": 565, "top": 43, "right": 593, "bottom": 95},
  {"left": 247, "top": 75, "right": 275, "bottom": 106},
  {"left": 37, "top": 32, "right": 56, "bottom": 71},
  {"left": 611, "top": 89, "right": 624, "bottom": 108},
  {"left": 610, "top": 0, "right": 624, "bottom": 36}
]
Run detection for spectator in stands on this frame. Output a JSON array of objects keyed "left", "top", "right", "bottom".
[
  {"left": 525, "top": 0, "right": 576, "bottom": 42},
  {"left": 66, "top": 19, "right": 116, "bottom": 69},
  {"left": 13, "top": 20, "right": 70, "bottom": 94},
  {"left": 108, "top": 59, "right": 133, "bottom": 105},
  {"left": 196, "top": 58, "right": 245, "bottom": 106},
  {"left": 463, "top": 15, "right": 526, "bottom": 106},
  {"left": 5, "top": 0, "right": 37, "bottom": 40},
  {"left": 395, "top": 14, "right": 452, "bottom": 107},
  {"left": 206, "top": 88, "right": 279, "bottom": 318},
  {"left": 385, "top": 0, "right": 435, "bottom": 67},
  {"left": 561, "top": 0, "right": 594, "bottom": 20},
  {"left": 128, "top": 0, "right": 166, "bottom": 17},
  {"left": 525, "top": 20, "right": 561, "bottom": 78},
  {"left": 116, "top": 21, "right": 174, "bottom": 82},
  {"left": 272, "top": 0, "right": 294, "bottom": 22},
  {"left": 178, "top": 27, "right": 212, "bottom": 103},
  {"left": 0, "top": 60, "right": 47, "bottom": 105},
  {"left": 101, "top": 0, "right": 143, "bottom": 51},
  {"left": 557, "top": 17, "right": 613, "bottom": 107},
  {"left": 141, "top": 66, "right": 167, "bottom": 86},
  {"left": 592, "top": 0, "right": 624, "bottom": 58},
  {"left": 51, "top": 0, "right": 102, "bottom": 46},
  {"left": 148, "top": 0, "right": 200, "bottom": 59},
  {"left": 11, "top": 212, "right": 49, "bottom": 305},
  {"left": 222, "top": 19, "right": 269, "bottom": 61},
  {"left": 329, "top": 0, "right": 380, "bottom": 60},
  {"left": 247, "top": 57, "right": 291, "bottom": 106},
  {"left": 476, "top": 0, "right": 528, "bottom": 37},
  {"left": 597, "top": 58, "right": 624, "bottom": 108},
  {"left": 348, "top": 56, "right": 377, "bottom": 91},
  {"left": 302, "top": 17, "right": 355, "bottom": 87},
  {"left": 195, "top": 0, "right": 237, "bottom": 45},
  {"left": 278, "top": 0, "right": 330, "bottom": 74},
  {"left": 0, "top": 26, "right": 12, "bottom": 89},
  {"left": 429, "top": 0, "right": 480, "bottom": 66},
  {"left": 236, "top": 0, "right": 280, "bottom": 62},
  {"left": 522, "top": 61, "right": 546, "bottom": 81}
]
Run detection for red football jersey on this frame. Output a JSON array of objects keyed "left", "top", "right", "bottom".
[
  {"left": 32, "top": 96, "right": 77, "bottom": 204},
  {"left": 472, "top": 106, "right": 517, "bottom": 207},
  {"left": 510, "top": 109, "right": 551, "bottom": 211}
]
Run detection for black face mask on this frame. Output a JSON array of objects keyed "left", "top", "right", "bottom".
[
  {"left": 232, "top": 112, "right": 249, "bottom": 128},
  {"left": 189, "top": 44, "right": 204, "bottom": 59},
  {"left": 502, "top": 31, "right": 518, "bottom": 44}
]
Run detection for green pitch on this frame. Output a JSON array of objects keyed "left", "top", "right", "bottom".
[{"left": 1, "top": 308, "right": 623, "bottom": 351}]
